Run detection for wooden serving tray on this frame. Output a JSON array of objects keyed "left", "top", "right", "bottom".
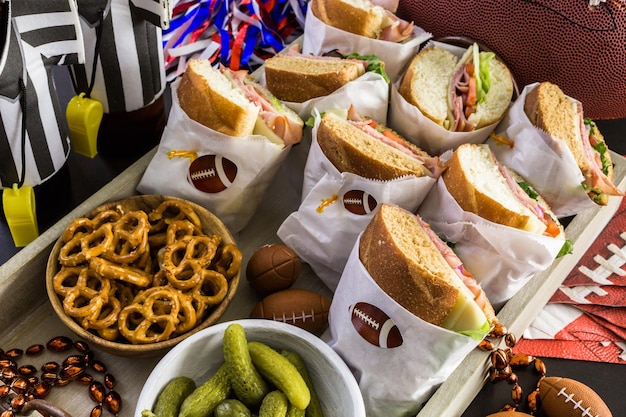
[{"left": 1, "top": 145, "right": 624, "bottom": 417}]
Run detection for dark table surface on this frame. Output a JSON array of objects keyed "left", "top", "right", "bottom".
[{"left": 1, "top": 70, "right": 625, "bottom": 416}]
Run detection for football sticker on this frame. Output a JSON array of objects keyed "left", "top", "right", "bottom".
[
  {"left": 188, "top": 154, "right": 237, "bottom": 193},
  {"left": 349, "top": 302, "right": 403, "bottom": 348},
  {"left": 343, "top": 190, "right": 377, "bottom": 215}
]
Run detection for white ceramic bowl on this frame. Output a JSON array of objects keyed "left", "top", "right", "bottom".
[{"left": 135, "top": 319, "right": 366, "bottom": 417}]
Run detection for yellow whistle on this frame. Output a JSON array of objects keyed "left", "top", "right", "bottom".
[
  {"left": 2, "top": 184, "right": 39, "bottom": 247},
  {"left": 66, "top": 93, "right": 103, "bottom": 158}
]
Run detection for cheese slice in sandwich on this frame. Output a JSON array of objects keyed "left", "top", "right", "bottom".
[
  {"left": 442, "top": 143, "right": 564, "bottom": 238},
  {"left": 523, "top": 81, "right": 624, "bottom": 205},
  {"left": 316, "top": 107, "right": 441, "bottom": 180},
  {"left": 359, "top": 203, "right": 496, "bottom": 337}
]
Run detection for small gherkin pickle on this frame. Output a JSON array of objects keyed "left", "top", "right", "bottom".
[
  {"left": 281, "top": 350, "right": 325, "bottom": 417},
  {"left": 151, "top": 376, "right": 196, "bottom": 417},
  {"left": 214, "top": 399, "right": 252, "bottom": 417},
  {"left": 248, "top": 341, "right": 310, "bottom": 410},
  {"left": 223, "top": 323, "right": 270, "bottom": 408},
  {"left": 286, "top": 404, "right": 306, "bottom": 417},
  {"left": 178, "top": 363, "right": 231, "bottom": 417},
  {"left": 259, "top": 390, "right": 289, "bottom": 417}
]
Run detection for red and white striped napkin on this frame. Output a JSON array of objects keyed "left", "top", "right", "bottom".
[{"left": 514, "top": 199, "right": 626, "bottom": 364}]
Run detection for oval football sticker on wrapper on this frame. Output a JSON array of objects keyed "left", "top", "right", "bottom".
[
  {"left": 188, "top": 154, "right": 238, "bottom": 193},
  {"left": 349, "top": 302, "right": 403, "bottom": 348},
  {"left": 343, "top": 190, "right": 377, "bottom": 215}
]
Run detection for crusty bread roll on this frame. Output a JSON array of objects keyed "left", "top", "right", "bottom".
[
  {"left": 524, "top": 81, "right": 615, "bottom": 205},
  {"left": 310, "top": 0, "right": 387, "bottom": 38},
  {"left": 398, "top": 47, "right": 458, "bottom": 126},
  {"left": 359, "top": 203, "right": 495, "bottom": 333},
  {"left": 442, "top": 143, "right": 564, "bottom": 237},
  {"left": 177, "top": 59, "right": 259, "bottom": 137},
  {"left": 399, "top": 44, "right": 513, "bottom": 131},
  {"left": 316, "top": 112, "right": 434, "bottom": 180},
  {"left": 264, "top": 54, "right": 366, "bottom": 102}
]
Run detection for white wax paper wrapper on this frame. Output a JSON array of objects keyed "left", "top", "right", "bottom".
[
  {"left": 324, "top": 239, "right": 481, "bottom": 416},
  {"left": 277, "top": 170, "right": 434, "bottom": 291},
  {"left": 301, "top": 7, "right": 432, "bottom": 83},
  {"left": 387, "top": 41, "right": 503, "bottom": 155},
  {"left": 418, "top": 175, "right": 566, "bottom": 308},
  {"left": 486, "top": 82, "right": 597, "bottom": 217},
  {"left": 279, "top": 72, "right": 390, "bottom": 199},
  {"left": 278, "top": 112, "right": 435, "bottom": 290},
  {"left": 137, "top": 78, "right": 289, "bottom": 233}
]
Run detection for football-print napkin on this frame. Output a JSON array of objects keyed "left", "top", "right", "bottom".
[{"left": 515, "top": 198, "right": 626, "bottom": 364}]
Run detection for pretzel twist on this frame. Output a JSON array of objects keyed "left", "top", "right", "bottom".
[
  {"left": 192, "top": 269, "right": 228, "bottom": 306},
  {"left": 61, "top": 210, "right": 121, "bottom": 243},
  {"left": 148, "top": 200, "right": 202, "bottom": 233},
  {"left": 118, "top": 286, "right": 181, "bottom": 344},
  {"left": 58, "top": 223, "right": 114, "bottom": 267},
  {"left": 212, "top": 243, "right": 243, "bottom": 280}
]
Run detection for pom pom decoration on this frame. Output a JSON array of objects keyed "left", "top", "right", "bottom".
[{"left": 163, "top": 0, "right": 308, "bottom": 80}]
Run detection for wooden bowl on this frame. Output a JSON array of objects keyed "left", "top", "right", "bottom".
[{"left": 46, "top": 195, "right": 241, "bottom": 357}]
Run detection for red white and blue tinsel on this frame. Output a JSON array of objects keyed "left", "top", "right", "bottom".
[{"left": 163, "top": 0, "right": 308, "bottom": 80}]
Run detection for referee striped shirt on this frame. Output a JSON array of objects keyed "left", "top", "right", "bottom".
[
  {"left": 0, "top": 0, "right": 84, "bottom": 189},
  {"left": 69, "top": 0, "right": 168, "bottom": 114}
]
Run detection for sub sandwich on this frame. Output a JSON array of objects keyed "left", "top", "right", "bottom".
[
  {"left": 264, "top": 45, "right": 389, "bottom": 103},
  {"left": 442, "top": 143, "right": 565, "bottom": 239},
  {"left": 523, "top": 81, "right": 624, "bottom": 205},
  {"left": 398, "top": 43, "right": 513, "bottom": 132},
  {"left": 359, "top": 203, "right": 496, "bottom": 337},
  {"left": 316, "top": 106, "right": 441, "bottom": 180},
  {"left": 310, "top": 0, "right": 414, "bottom": 42},
  {"left": 177, "top": 59, "right": 303, "bottom": 146}
]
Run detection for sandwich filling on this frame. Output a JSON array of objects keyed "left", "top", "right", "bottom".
[
  {"left": 578, "top": 111, "right": 624, "bottom": 201},
  {"left": 223, "top": 67, "right": 303, "bottom": 146},
  {"left": 345, "top": 106, "right": 442, "bottom": 176},
  {"left": 448, "top": 44, "right": 494, "bottom": 132}
]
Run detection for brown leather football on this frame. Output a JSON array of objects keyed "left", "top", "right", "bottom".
[{"left": 397, "top": 0, "right": 626, "bottom": 120}]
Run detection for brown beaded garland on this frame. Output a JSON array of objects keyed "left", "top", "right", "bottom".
[
  {"left": 478, "top": 323, "right": 551, "bottom": 413},
  {"left": 0, "top": 336, "right": 122, "bottom": 417}
]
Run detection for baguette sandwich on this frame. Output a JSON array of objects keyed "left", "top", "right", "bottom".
[
  {"left": 398, "top": 43, "right": 513, "bottom": 132},
  {"left": 359, "top": 203, "right": 496, "bottom": 336},
  {"left": 264, "top": 46, "right": 389, "bottom": 103},
  {"left": 523, "top": 81, "right": 624, "bottom": 205},
  {"left": 177, "top": 59, "right": 304, "bottom": 146},
  {"left": 310, "top": 0, "right": 414, "bottom": 42},
  {"left": 316, "top": 107, "right": 441, "bottom": 180},
  {"left": 442, "top": 143, "right": 565, "bottom": 239}
]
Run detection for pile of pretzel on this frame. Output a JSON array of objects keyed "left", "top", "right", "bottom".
[{"left": 52, "top": 199, "right": 242, "bottom": 344}]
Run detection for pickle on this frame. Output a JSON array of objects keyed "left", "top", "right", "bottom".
[
  {"left": 152, "top": 376, "right": 196, "bottom": 417},
  {"left": 178, "top": 363, "right": 232, "bottom": 417},
  {"left": 214, "top": 399, "right": 252, "bottom": 417},
  {"left": 248, "top": 341, "right": 310, "bottom": 410},
  {"left": 223, "top": 323, "right": 269, "bottom": 408},
  {"left": 281, "top": 350, "right": 325, "bottom": 417},
  {"left": 259, "top": 390, "right": 289, "bottom": 417},
  {"left": 286, "top": 404, "right": 306, "bottom": 417}
]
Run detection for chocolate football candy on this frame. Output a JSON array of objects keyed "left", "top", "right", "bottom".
[
  {"left": 249, "top": 288, "right": 331, "bottom": 334},
  {"left": 539, "top": 376, "right": 612, "bottom": 417},
  {"left": 246, "top": 244, "right": 300, "bottom": 295}
]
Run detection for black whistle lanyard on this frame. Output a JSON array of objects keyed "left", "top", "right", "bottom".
[
  {"left": 70, "top": 8, "right": 104, "bottom": 98},
  {"left": 16, "top": 76, "right": 26, "bottom": 188}
]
